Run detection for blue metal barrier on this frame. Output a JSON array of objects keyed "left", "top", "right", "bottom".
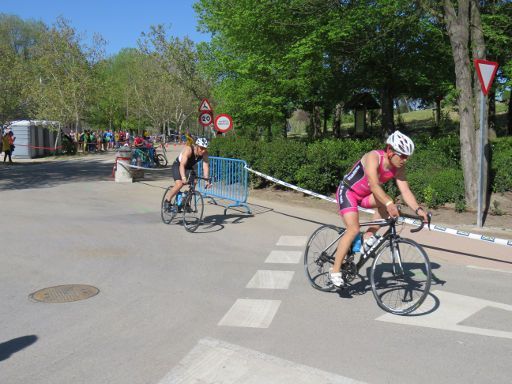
[{"left": 197, "top": 156, "right": 251, "bottom": 214}]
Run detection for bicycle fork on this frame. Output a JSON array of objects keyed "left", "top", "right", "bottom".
[{"left": 390, "top": 240, "right": 404, "bottom": 277}]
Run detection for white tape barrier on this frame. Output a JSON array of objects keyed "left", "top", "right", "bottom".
[
  {"left": 245, "top": 166, "right": 512, "bottom": 248},
  {"left": 119, "top": 162, "right": 169, "bottom": 171}
]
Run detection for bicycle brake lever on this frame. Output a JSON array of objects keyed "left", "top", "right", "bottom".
[{"left": 427, "top": 212, "right": 432, "bottom": 230}]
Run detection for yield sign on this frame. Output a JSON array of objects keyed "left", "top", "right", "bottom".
[
  {"left": 474, "top": 59, "right": 499, "bottom": 96},
  {"left": 199, "top": 98, "right": 213, "bottom": 112}
]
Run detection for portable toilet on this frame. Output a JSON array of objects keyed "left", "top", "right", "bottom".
[{"left": 8, "top": 120, "right": 59, "bottom": 159}]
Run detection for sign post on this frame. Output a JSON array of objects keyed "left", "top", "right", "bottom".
[{"left": 473, "top": 59, "right": 498, "bottom": 227}]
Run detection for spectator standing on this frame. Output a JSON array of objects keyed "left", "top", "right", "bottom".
[{"left": 2, "top": 131, "right": 13, "bottom": 164}]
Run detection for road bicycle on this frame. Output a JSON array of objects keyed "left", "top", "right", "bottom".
[
  {"left": 132, "top": 145, "right": 168, "bottom": 168},
  {"left": 160, "top": 175, "right": 210, "bottom": 232},
  {"left": 304, "top": 211, "right": 432, "bottom": 315},
  {"left": 153, "top": 142, "right": 168, "bottom": 167}
]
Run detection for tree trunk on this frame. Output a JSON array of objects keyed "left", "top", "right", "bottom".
[
  {"left": 308, "top": 105, "right": 321, "bottom": 138},
  {"left": 508, "top": 93, "right": 512, "bottom": 136},
  {"left": 380, "top": 84, "right": 395, "bottom": 134},
  {"left": 469, "top": 0, "right": 489, "bottom": 214},
  {"left": 443, "top": 0, "right": 487, "bottom": 210},
  {"left": 323, "top": 107, "right": 329, "bottom": 136},
  {"left": 332, "top": 102, "right": 342, "bottom": 138},
  {"left": 435, "top": 97, "right": 442, "bottom": 127}
]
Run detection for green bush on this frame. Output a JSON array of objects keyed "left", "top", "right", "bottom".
[
  {"left": 209, "top": 133, "right": 511, "bottom": 207},
  {"left": 490, "top": 137, "right": 512, "bottom": 193},
  {"left": 408, "top": 168, "right": 465, "bottom": 208},
  {"left": 295, "top": 138, "right": 379, "bottom": 194},
  {"left": 258, "top": 139, "right": 307, "bottom": 187}
]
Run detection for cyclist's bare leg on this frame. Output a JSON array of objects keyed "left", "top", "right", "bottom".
[
  {"left": 362, "top": 194, "right": 388, "bottom": 240},
  {"left": 165, "top": 180, "right": 184, "bottom": 202},
  {"left": 332, "top": 211, "right": 360, "bottom": 273}
]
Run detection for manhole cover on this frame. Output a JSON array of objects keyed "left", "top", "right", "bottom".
[{"left": 29, "top": 284, "right": 99, "bottom": 303}]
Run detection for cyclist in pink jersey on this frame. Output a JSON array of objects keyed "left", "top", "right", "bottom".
[{"left": 330, "top": 131, "right": 429, "bottom": 288}]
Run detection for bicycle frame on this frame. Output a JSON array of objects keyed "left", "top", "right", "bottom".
[{"left": 323, "top": 213, "right": 429, "bottom": 276}]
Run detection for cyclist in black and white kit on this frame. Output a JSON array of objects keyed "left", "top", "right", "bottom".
[{"left": 163, "top": 137, "right": 211, "bottom": 207}]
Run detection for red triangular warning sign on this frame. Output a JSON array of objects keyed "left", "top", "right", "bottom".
[
  {"left": 199, "top": 98, "right": 213, "bottom": 112},
  {"left": 474, "top": 59, "right": 499, "bottom": 96}
]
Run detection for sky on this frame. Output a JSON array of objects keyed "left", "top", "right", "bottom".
[{"left": 2, "top": 0, "right": 210, "bottom": 55}]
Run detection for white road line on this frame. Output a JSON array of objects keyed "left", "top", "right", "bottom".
[
  {"left": 265, "top": 250, "right": 302, "bottom": 264},
  {"left": 218, "top": 299, "right": 281, "bottom": 328},
  {"left": 377, "top": 290, "right": 512, "bottom": 339},
  {"left": 467, "top": 265, "right": 512, "bottom": 274},
  {"left": 157, "top": 337, "right": 367, "bottom": 384},
  {"left": 246, "top": 270, "right": 295, "bottom": 289},
  {"left": 276, "top": 235, "right": 308, "bottom": 247}
]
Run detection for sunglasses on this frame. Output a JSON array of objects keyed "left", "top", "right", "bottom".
[{"left": 394, "top": 152, "right": 409, "bottom": 160}]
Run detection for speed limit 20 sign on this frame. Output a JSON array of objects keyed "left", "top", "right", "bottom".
[
  {"left": 214, "top": 114, "right": 233, "bottom": 133},
  {"left": 199, "top": 111, "right": 213, "bottom": 127}
]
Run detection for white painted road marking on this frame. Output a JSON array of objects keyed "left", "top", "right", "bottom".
[
  {"left": 377, "top": 290, "right": 512, "bottom": 339},
  {"left": 157, "top": 337, "right": 367, "bottom": 384},
  {"left": 467, "top": 265, "right": 512, "bottom": 274},
  {"left": 265, "top": 250, "right": 302, "bottom": 264},
  {"left": 246, "top": 270, "right": 295, "bottom": 289},
  {"left": 218, "top": 299, "right": 281, "bottom": 328},
  {"left": 276, "top": 235, "right": 308, "bottom": 247}
]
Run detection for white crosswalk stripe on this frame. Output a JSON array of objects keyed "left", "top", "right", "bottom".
[
  {"left": 218, "top": 234, "right": 305, "bottom": 328},
  {"left": 218, "top": 299, "right": 281, "bottom": 328},
  {"left": 265, "top": 250, "right": 302, "bottom": 264},
  {"left": 158, "top": 337, "right": 367, "bottom": 384},
  {"left": 246, "top": 270, "right": 295, "bottom": 289},
  {"left": 276, "top": 235, "right": 308, "bottom": 247}
]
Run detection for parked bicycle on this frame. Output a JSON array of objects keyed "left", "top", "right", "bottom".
[
  {"left": 132, "top": 144, "right": 168, "bottom": 168},
  {"left": 160, "top": 175, "right": 210, "bottom": 232},
  {"left": 304, "top": 210, "right": 432, "bottom": 315}
]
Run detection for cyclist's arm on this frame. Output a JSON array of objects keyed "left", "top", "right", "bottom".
[
  {"left": 179, "top": 147, "right": 192, "bottom": 182},
  {"left": 202, "top": 152, "right": 211, "bottom": 186},
  {"left": 365, "top": 152, "right": 393, "bottom": 206},
  {"left": 395, "top": 169, "right": 428, "bottom": 220},
  {"left": 202, "top": 152, "right": 210, "bottom": 178}
]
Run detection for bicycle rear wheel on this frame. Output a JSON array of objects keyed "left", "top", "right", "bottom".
[
  {"left": 370, "top": 238, "right": 431, "bottom": 315},
  {"left": 161, "top": 187, "right": 178, "bottom": 224},
  {"left": 304, "top": 225, "right": 344, "bottom": 291},
  {"left": 155, "top": 153, "right": 168, "bottom": 167},
  {"left": 182, "top": 191, "right": 204, "bottom": 232}
]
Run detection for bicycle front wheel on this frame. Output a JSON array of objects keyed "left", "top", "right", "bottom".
[
  {"left": 370, "top": 238, "right": 431, "bottom": 315},
  {"left": 161, "top": 187, "right": 177, "bottom": 224},
  {"left": 183, "top": 191, "right": 204, "bottom": 232},
  {"left": 304, "top": 225, "right": 344, "bottom": 291},
  {"left": 155, "top": 154, "right": 168, "bottom": 167}
]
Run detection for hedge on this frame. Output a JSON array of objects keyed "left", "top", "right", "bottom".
[{"left": 209, "top": 134, "right": 511, "bottom": 208}]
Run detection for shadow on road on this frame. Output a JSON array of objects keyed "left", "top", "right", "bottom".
[
  {"left": 246, "top": 201, "right": 332, "bottom": 227},
  {"left": 421, "top": 243, "right": 512, "bottom": 265},
  {"left": 0, "top": 157, "right": 171, "bottom": 191},
  {"left": 0, "top": 335, "right": 38, "bottom": 361}
]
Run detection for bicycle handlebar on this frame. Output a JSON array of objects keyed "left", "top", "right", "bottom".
[{"left": 397, "top": 210, "right": 432, "bottom": 233}]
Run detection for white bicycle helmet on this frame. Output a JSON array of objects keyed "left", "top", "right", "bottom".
[
  {"left": 386, "top": 130, "right": 415, "bottom": 156},
  {"left": 195, "top": 137, "right": 209, "bottom": 148}
]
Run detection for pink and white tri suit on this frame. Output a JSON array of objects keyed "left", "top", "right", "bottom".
[{"left": 336, "top": 149, "right": 398, "bottom": 215}]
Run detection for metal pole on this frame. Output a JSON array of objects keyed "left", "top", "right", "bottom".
[{"left": 477, "top": 90, "right": 486, "bottom": 227}]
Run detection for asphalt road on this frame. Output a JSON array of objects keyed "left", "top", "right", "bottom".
[{"left": 1, "top": 150, "right": 511, "bottom": 384}]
